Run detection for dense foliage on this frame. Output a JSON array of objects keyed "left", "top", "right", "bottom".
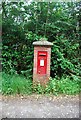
[
  {"left": 1, "top": 1, "right": 81, "bottom": 95},
  {"left": 2, "top": 1, "right": 81, "bottom": 79},
  {"left": 1, "top": 1, "right": 81, "bottom": 96}
]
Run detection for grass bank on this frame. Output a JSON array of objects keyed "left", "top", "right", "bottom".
[{"left": 1, "top": 72, "right": 80, "bottom": 95}]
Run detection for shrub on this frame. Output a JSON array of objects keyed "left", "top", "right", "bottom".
[{"left": 47, "top": 76, "right": 80, "bottom": 95}]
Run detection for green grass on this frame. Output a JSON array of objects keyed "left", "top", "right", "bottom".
[
  {"left": 1, "top": 72, "right": 81, "bottom": 95},
  {"left": 2, "top": 72, "right": 32, "bottom": 95}
]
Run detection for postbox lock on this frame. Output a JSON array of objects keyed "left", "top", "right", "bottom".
[{"left": 38, "top": 71, "right": 40, "bottom": 74}]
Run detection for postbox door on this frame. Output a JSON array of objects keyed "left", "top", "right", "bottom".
[{"left": 37, "top": 51, "right": 47, "bottom": 74}]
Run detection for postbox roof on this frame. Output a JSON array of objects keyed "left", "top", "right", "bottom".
[{"left": 33, "top": 40, "right": 53, "bottom": 46}]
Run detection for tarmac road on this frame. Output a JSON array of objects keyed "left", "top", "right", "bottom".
[{"left": 0, "top": 94, "right": 79, "bottom": 118}]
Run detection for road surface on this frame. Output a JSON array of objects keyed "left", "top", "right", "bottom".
[{"left": 0, "top": 94, "right": 79, "bottom": 119}]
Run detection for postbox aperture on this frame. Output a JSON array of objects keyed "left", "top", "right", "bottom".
[{"left": 37, "top": 51, "right": 47, "bottom": 75}]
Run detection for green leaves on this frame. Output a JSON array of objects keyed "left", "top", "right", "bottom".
[
  {"left": 57, "top": 77, "right": 80, "bottom": 95},
  {"left": 2, "top": 2, "right": 80, "bottom": 79},
  {"left": 51, "top": 34, "right": 80, "bottom": 77}
]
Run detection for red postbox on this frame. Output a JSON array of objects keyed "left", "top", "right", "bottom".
[
  {"left": 37, "top": 51, "right": 47, "bottom": 75},
  {"left": 33, "top": 39, "right": 53, "bottom": 85}
]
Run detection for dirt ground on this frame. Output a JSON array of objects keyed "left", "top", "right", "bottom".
[{"left": 0, "top": 94, "right": 80, "bottom": 119}]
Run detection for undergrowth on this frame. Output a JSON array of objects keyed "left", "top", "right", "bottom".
[
  {"left": 1, "top": 72, "right": 80, "bottom": 95},
  {"left": 2, "top": 72, "right": 32, "bottom": 95}
]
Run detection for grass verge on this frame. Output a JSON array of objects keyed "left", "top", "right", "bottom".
[{"left": 1, "top": 72, "right": 81, "bottom": 95}]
